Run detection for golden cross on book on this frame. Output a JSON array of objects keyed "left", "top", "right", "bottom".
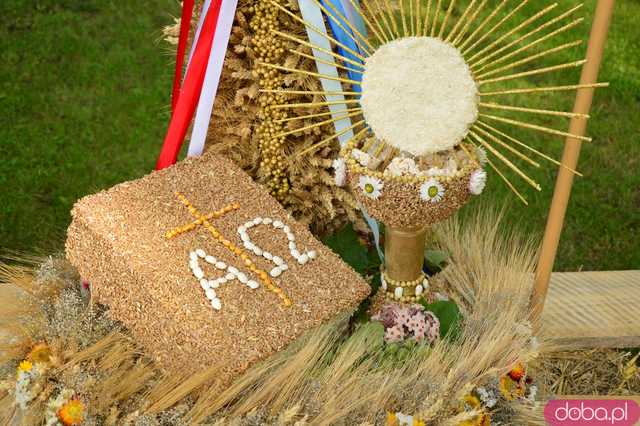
[{"left": 165, "top": 192, "right": 292, "bottom": 309}]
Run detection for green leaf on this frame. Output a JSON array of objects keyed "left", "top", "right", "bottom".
[
  {"left": 324, "top": 224, "right": 383, "bottom": 324},
  {"left": 352, "top": 272, "right": 380, "bottom": 323},
  {"left": 323, "top": 224, "right": 372, "bottom": 275},
  {"left": 424, "top": 249, "right": 449, "bottom": 274},
  {"left": 419, "top": 300, "right": 462, "bottom": 340}
]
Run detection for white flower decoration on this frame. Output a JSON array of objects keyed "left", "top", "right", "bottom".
[
  {"left": 351, "top": 149, "right": 372, "bottom": 167},
  {"left": 423, "top": 167, "right": 446, "bottom": 177},
  {"left": 469, "top": 169, "right": 487, "bottom": 195},
  {"left": 385, "top": 157, "right": 420, "bottom": 176},
  {"left": 475, "top": 146, "right": 488, "bottom": 166},
  {"left": 477, "top": 386, "right": 498, "bottom": 408},
  {"left": 420, "top": 179, "right": 445, "bottom": 203},
  {"left": 358, "top": 175, "right": 384, "bottom": 199},
  {"left": 444, "top": 158, "right": 459, "bottom": 176},
  {"left": 332, "top": 158, "right": 346, "bottom": 187}
]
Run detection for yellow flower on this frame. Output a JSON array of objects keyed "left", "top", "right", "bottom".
[
  {"left": 462, "top": 394, "right": 482, "bottom": 410},
  {"left": 386, "top": 412, "right": 426, "bottom": 426},
  {"left": 27, "top": 343, "right": 52, "bottom": 364},
  {"left": 459, "top": 411, "right": 491, "bottom": 426},
  {"left": 499, "top": 376, "right": 525, "bottom": 401},
  {"left": 459, "top": 393, "right": 491, "bottom": 426},
  {"left": 57, "top": 399, "right": 84, "bottom": 425},
  {"left": 17, "top": 360, "right": 33, "bottom": 373}
]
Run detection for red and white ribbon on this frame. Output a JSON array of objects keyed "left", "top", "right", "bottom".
[
  {"left": 156, "top": 0, "right": 238, "bottom": 169},
  {"left": 187, "top": 0, "right": 238, "bottom": 157},
  {"left": 171, "top": 0, "right": 196, "bottom": 112},
  {"left": 187, "top": 0, "right": 211, "bottom": 68}
]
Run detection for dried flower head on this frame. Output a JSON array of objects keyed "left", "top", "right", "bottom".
[
  {"left": 333, "top": 158, "right": 347, "bottom": 187},
  {"left": 372, "top": 303, "right": 440, "bottom": 344},
  {"left": 458, "top": 393, "right": 492, "bottom": 425},
  {"left": 469, "top": 169, "right": 487, "bottom": 195},
  {"left": 507, "top": 363, "right": 526, "bottom": 382},
  {"left": 17, "top": 360, "right": 33, "bottom": 374},
  {"left": 27, "top": 343, "right": 52, "bottom": 364},
  {"left": 499, "top": 375, "right": 526, "bottom": 401},
  {"left": 57, "top": 399, "right": 85, "bottom": 426},
  {"left": 385, "top": 157, "right": 421, "bottom": 177}
]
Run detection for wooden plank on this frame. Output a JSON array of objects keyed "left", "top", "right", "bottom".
[{"left": 541, "top": 270, "right": 640, "bottom": 349}]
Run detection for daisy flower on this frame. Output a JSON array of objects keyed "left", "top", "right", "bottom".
[
  {"left": 469, "top": 169, "right": 487, "bottom": 195},
  {"left": 358, "top": 175, "right": 383, "bottom": 199},
  {"left": 332, "top": 158, "right": 346, "bottom": 187},
  {"left": 420, "top": 179, "right": 445, "bottom": 203}
]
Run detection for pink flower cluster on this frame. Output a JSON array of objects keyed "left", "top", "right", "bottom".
[{"left": 372, "top": 303, "right": 440, "bottom": 343}]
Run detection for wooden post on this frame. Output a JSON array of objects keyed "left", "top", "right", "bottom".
[{"left": 531, "top": 0, "right": 615, "bottom": 321}]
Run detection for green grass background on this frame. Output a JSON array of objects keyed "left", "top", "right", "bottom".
[{"left": 0, "top": 0, "right": 638, "bottom": 271}]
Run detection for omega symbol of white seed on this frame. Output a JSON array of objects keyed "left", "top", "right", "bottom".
[{"left": 237, "top": 217, "right": 317, "bottom": 278}]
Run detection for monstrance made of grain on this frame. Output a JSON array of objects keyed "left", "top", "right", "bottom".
[{"left": 263, "top": 0, "right": 603, "bottom": 303}]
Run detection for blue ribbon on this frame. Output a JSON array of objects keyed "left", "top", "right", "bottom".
[
  {"left": 319, "top": 0, "right": 368, "bottom": 91},
  {"left": 318, "top": 1, "right": 383, "bottom": 259}
]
